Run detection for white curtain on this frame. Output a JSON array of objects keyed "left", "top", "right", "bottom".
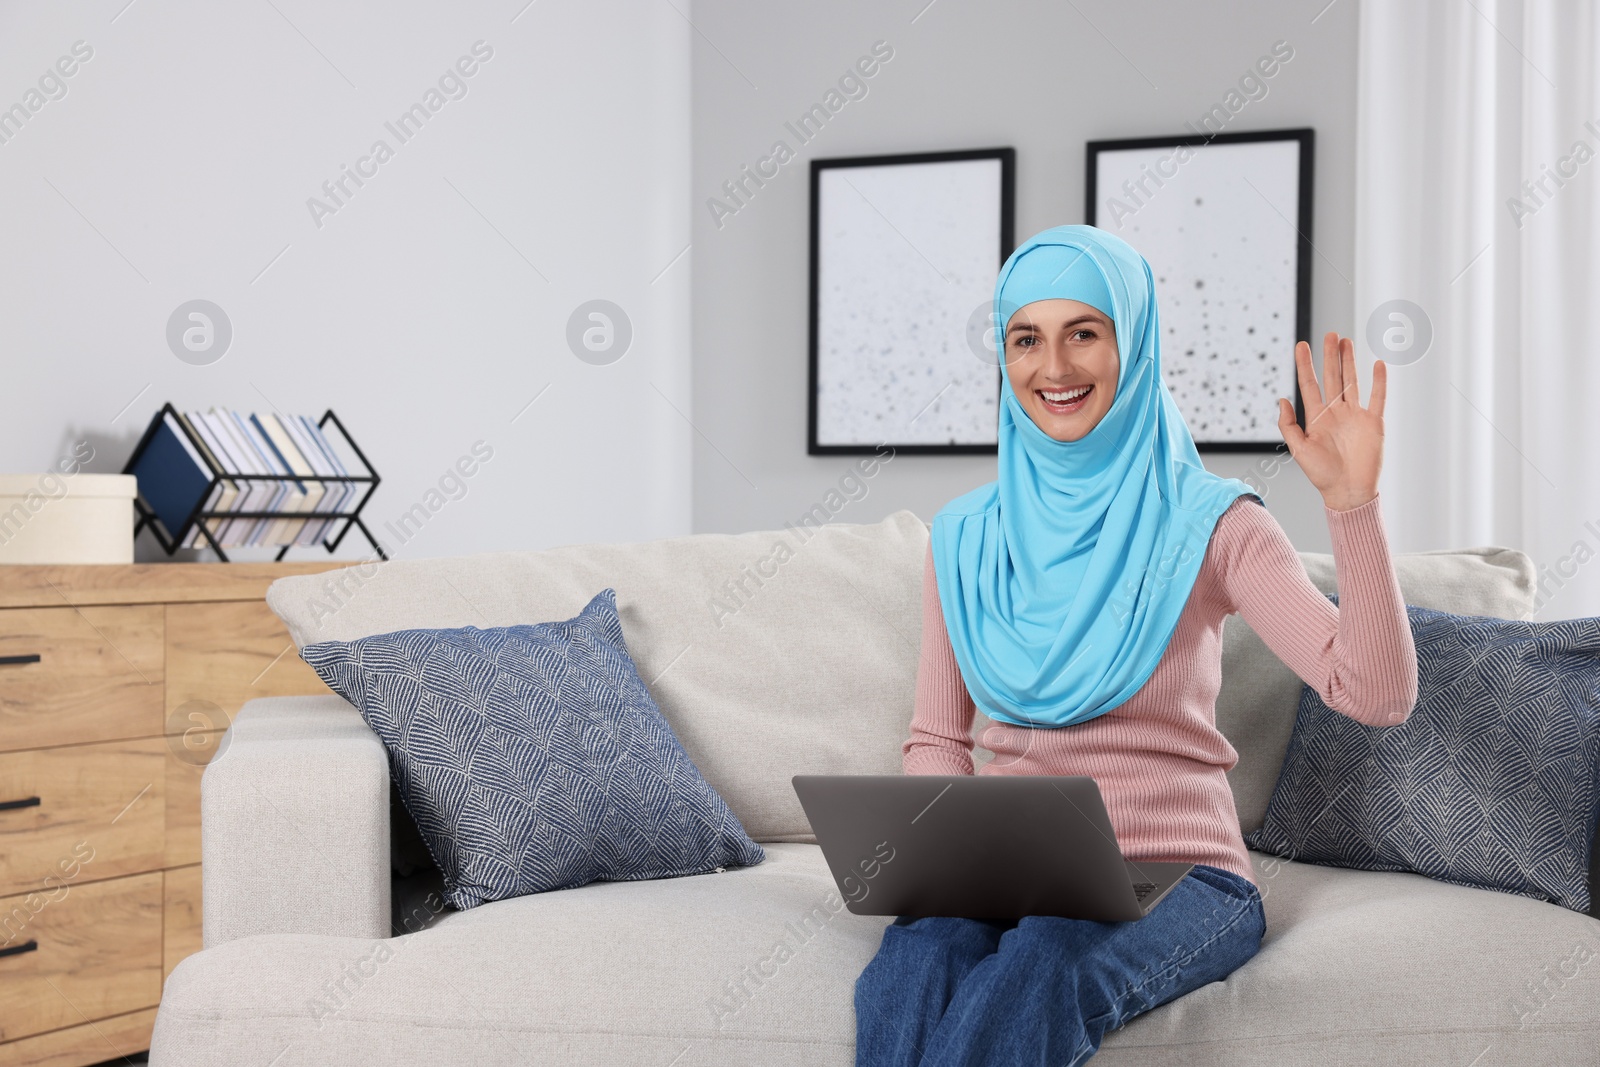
[{"left": 1356, "top": 1, "right": 1600, "bottom": 619}]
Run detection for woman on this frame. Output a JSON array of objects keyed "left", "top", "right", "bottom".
[{"left": 854, "top": 225, "right": 1418, "bottom": 1066}]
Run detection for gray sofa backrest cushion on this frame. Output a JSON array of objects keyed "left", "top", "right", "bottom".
[
  {"left": 268, "top": 512, "right": 929, "bottom": 843},
  {"left": 268, "top": 510, "right": 1537, "bottom": 843}
]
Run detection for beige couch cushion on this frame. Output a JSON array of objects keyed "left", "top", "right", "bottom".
[
  {"left": 153, "top": 844, "right": 890, "bottom": 1066},
  {"left": 150, "top": 843, "right": 1600, "bottom": 1066},
  {"left": 267, "top": 512, "right": 929, "bottom": 843}
]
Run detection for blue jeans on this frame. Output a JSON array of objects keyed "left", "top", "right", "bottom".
[{"left": 853, "top": 864, "right": 1265, "bottom": 1067}]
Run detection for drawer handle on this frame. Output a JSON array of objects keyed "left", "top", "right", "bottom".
[
  {"left": 0, "top": 796, "right": 42, "bottom": 813},
  {"left": 0, "top": 940, "right": 38, "bottom": 960},
  {"left": 0, "top": 654, "right": 41, "bottom": 666}
]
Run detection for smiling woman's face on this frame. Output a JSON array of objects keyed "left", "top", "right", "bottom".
[{"left": 1004, "top": 298, "right": 1119, "bottom": 442}]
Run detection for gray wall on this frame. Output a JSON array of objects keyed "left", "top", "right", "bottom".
[
  {"left": 690, "top": 0, "right": 1360, "bottom": 551},
  {"left": 0, "top": 0, "right": 691, "bottom": 562}
]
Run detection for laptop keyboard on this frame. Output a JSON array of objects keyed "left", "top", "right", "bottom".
[{"left": 1132, "top": 881, "right": 1158, "bottom": 902}]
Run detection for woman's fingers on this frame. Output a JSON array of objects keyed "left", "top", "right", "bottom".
[
  {"left": 1277, "top": 397, "right": 1306, "bottom": 454},
  {"left": 1370, "top": 358, "right": 1388, "bottom": 419},
  {"left": 1340, "top": 335, "right": 1359, "bottom": 406},
  {"left": 1322, "top": 331, "right": 1343, "bottom": 406},
  {"left": 1299, "top": 331, "right": 1382, "bottom": 423},
  {"left": 1295, "top": 341, "right": 1324, "bottom": 421}
]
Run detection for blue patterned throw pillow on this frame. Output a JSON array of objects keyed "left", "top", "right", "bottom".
[
  {"left": 1244, "top": 601, "right": 1600, "bottom": 912},
  {"left": 301, "top": 588, "right": 764, "bottom": 910}
]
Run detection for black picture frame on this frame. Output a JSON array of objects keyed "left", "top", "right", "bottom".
[
  {"left": 807, "top": 147, "right": 1016, "bottom": 456},
  {"left": 1086, "top": 127, "right": 1313, "bottom": 452}
]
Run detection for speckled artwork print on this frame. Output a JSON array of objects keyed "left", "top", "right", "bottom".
[
  {"left": 815, "top": 158, "right": 1003, "bottom": 447},
  {"left": 1095, "top": 139, "right": 1300, "bottom": 444}
]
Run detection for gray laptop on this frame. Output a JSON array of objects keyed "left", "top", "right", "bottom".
[{"left": 791, "top": 775, "right": 1192, "bottom": 922}]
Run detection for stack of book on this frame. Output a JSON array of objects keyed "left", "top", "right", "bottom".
[{"left": 127, "top": 406, "right": 368, "bottom": 550}]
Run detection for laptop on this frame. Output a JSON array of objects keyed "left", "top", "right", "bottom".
[{"left": 791, "top": 775, "right": 1192, "bottom": 922}]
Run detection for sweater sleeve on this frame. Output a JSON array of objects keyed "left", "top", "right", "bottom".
[
  {"left": 902, "top": 542, "right": 978, "bottom": 775},
  {"left": 1215, "top": 494, "right": 1418, "bottom": 726}
]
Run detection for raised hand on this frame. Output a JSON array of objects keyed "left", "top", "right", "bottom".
[{"left": 1276, "top": 332, "right": 1386, "bottom": 512}]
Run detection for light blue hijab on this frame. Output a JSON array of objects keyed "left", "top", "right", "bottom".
[{"left": 930, "top": 225, "right": 1256, "bottom": 729}]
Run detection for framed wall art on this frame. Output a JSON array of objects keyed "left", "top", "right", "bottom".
[
  {"left": 808, "top": 147, "right": 1015, "bottom": 455},
  {"left": 1087, "top": 127, "right": 1313, "bottom": 451}
]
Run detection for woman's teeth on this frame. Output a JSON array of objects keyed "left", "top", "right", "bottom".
[{"left": 1038, "top": 385, "right": 1092, "bottom": 413}]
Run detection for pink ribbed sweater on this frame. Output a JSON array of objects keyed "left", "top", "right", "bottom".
[{"left": 903, "top": 494, "right": 1418, "bottom": 886}]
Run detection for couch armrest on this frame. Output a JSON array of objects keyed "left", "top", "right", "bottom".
[{"left": 201, "top": 696, "right": 392, "bottom": 946}]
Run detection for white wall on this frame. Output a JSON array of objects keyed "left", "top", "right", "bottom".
[
  {"left": 0, "top": 0, "right": 692, "bottom": 562},
  {"left": 690, "top": 0, "right": 1362, "bottom": 551}
]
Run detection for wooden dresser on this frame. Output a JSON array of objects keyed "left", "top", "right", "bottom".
[{"left": 0, "top": 562, "right": 346, "bottom": 1066}]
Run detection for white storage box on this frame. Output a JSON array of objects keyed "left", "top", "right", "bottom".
[{"left": 0, "top": 473, "right": 137, "bottom": 564}]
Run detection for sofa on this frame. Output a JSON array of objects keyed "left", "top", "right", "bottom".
[{"left": 149, "top": 510, "right": 1600, "bottom": 1065}]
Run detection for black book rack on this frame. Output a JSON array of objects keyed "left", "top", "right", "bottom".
[{"left": 124, "top": 402, "right": 388, "bottom": 563}]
